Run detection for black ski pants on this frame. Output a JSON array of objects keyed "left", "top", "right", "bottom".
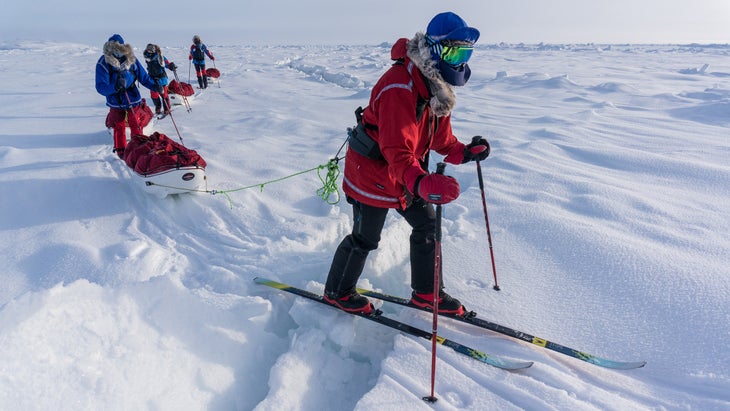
[
  {"left": 325, "top": 196, "right": 441, "bottom": 296},
  {"left": 194, "top": 63, "right": 208, "bottom": 88}
]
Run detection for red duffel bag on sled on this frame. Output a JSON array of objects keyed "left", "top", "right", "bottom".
[
  {"left": 168, "top": 79, "right": 195, "bottom": 97},
  {"left": 136, "top": 99, "right": 154, "bottom": 128},
  {"left": 105, "top": 98, "right": 154, "bottom": 129},
  {"left": 122, "top": 132, "right": 207, "bottom": 196},
  {"left": 206, "top": 68, "right": 220, "bottom": 78}
]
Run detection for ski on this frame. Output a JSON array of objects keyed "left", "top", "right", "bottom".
[
  {"left": 356, "top": 287, "right": 646, "bottom": 370},
  {"left": 254, "top": 277, "right": 533, "bottom": 371},
  {"left": 156, "top": 114, "right": 168, "bottom": 120}
]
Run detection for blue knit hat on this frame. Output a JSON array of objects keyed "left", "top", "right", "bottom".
[
  {"left": 108, "top": 34, "right": 125, "bottom": 44},
  {"left": 427, "top": 12, "right": 479, "bottom": 43}
]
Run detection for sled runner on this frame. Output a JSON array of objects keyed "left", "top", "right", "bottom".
[{"left": 122, "top": 132, "right": 207, "bottom": 197}]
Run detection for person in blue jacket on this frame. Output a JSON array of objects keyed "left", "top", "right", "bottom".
[
  {"left": 189, "top": 35, "right": 215, "bottom": 89},
  {"left": 95, "top": 34, "right": 157, "bottom": 158},
  {"left": 143, "top": 43, "right": 177, "bottom": 116}
]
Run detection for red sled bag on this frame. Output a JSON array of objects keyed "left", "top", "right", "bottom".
[
  {"left": 104, "top": 98, "right": 154, "bottom": 129},
  {"left": 206, "top": 68, "right": 220, "bottom": 78},
  {"left": 124, "top": 132, "right": 206, "bottom": 176},
  {"left": 168, "top": 79, "right": 194, "bottom": 97},
  {"left": 136, "top": 99, "right": 154, "bottom": 128}
]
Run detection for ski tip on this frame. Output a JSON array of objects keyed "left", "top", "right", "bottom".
[
  {"left": 590, "top": 358, "right": 647, "bottom": 370},
  {"left": 611, "top": 360, "right": 647, "bottom": 370},
  {"left": 253, "top": 277, "right": 272, "bottom": 285},
  {"left": 505, "top": 360, "right": 534, "bottom": 370}
]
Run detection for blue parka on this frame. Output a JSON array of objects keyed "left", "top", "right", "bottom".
[{"left": 96, "top": 38, "right": 157, "bottom": 109}]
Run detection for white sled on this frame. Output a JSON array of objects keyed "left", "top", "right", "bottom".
[
  {"left": 169, "top": 93, "right": 193, "bottom": 106},
  {"left": 130, "top": 166, "right": 207, "bottom": 198}
]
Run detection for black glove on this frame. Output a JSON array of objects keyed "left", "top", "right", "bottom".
[
  {"left": 462, "top": 136, "right": 490, "bottom": 163},
  {"left": 115, "top": 74, "right": 127, "bottom": 93},
  {"left": 168, "top": 62, "right": 177, "bottom": 71}
]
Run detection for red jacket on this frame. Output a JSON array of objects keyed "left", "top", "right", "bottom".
[{"left": 343, "top": 38, "right": 465, "bottom": 209}]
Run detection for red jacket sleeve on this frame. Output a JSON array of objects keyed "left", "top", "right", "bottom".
[
  {"left": 431, "top": 115, "right": 466, "bottom": 164},
  {"left": 375, "top": 86, "right": 425, "bottom": 190}
]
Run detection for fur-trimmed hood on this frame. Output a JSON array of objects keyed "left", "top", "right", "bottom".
[
  {"left": 103, "top": 40, "right": 135, "bottom": 70},
  {"left": 406, "top": 32, "right": 456, "bottom": 117},
  {"left": 144, "top": 44, "right": 164, "bottom": 67}
]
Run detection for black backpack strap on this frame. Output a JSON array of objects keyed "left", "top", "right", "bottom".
[
  {"left": 415, "top": 96, "right": 429, "bottom": 123},
  {"left": 355, "top": 106, "right": 378, "bottom": 131}
]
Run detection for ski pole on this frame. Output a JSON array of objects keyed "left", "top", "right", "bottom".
[
  {"left": 424, "top": 161, "right": 446, "bottom": 404},
  {"left": 213, "top": 59, "right": 221, "bottom": 88},
  {"left": 157, "top": 84, "right": 185, "bottom": 146},
  {"left": 172, "top": 69, "right": 192, "bottom": 112},
  {"left": 122, "top": 90, "right": 143, "bottom": 137},
  {"left": 472, "top": 137, "right": 500, "bottom": 291}
]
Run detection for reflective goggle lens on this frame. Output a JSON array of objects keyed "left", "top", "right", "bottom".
[{"left": 441, "top": 44, "right": 473, "bottom": 66}]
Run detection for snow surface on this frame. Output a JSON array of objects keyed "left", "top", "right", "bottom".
[{"left": 1, "top": 40, "right": 729, "bottom": 410}]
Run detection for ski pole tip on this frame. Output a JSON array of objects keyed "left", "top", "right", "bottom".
[
  {"left": 493, "top": 285, "right": 501, "bottom": 291},
  {"left": 422, "top": 396, "right": 438, "bottom": 403}
]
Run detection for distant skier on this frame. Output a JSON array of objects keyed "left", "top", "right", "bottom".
[
  {"left": 143, "top": 43, "right": 177, "bottom": 116},
  {"left": 189, "top": 35, "right": 215, "bottom": 89},
  {"left": 95, "top": 34, "right": 157, "bottom": 158},
  {"left": 323, "top": 12, "right": 490, "bottom": 315}
]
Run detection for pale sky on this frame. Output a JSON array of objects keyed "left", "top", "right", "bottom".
[{"left": 3, "top": 0, "right": 729, "bottom": 46}]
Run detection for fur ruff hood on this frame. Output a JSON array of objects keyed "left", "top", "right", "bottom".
[
  {"left": 103, "top": 40, "right": 135, "bottom": 70},
  {"left": 145, "top": 44, "right": 165, "bottom": 67},
  {"left": 405, "top": 32, "right": 456, "bottom": 117}
]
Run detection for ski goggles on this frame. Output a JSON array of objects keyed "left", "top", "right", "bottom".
[{"left": 439, "top": 42, "right": 474, "bottom": 66}]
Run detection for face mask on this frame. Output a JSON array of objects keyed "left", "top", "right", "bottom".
[{"left": 438, "top": 61, "right": 471, "bottom": 86}]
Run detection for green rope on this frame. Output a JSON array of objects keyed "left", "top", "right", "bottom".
[
  {"left": 143, "top": 130, "right": 351, "bottom": 208},
  {"left": 316, "top": 158, "right": 341, "bottom": 205},
  {"left": 145, "top": 159, "right": 343, "bottom": 208}
]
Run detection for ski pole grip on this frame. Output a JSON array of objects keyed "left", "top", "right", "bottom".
[
  {"left": 471, "top": 135, "right": 482, "bottom": 144},
  {"left": 436, "top": 162, "right": 446, "bottom": 175}
]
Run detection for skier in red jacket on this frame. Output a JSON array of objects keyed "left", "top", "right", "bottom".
[{"left": 323, "top": 12, "right": 490, "bottom": 315}]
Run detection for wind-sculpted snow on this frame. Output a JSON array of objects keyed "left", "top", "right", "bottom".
[
  {"left": 279, "top": 57, "right": 369, "bottom": 90},
  {"left": 0, "top": 41, "right": 729, "bottom": 410}
]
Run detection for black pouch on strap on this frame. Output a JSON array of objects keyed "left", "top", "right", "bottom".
[
  {"left": 348, "top": 123, "right": 384, "bottom": 161},
  {"left": 347, "top": 106, "right": 384, "bottom": 161}
]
